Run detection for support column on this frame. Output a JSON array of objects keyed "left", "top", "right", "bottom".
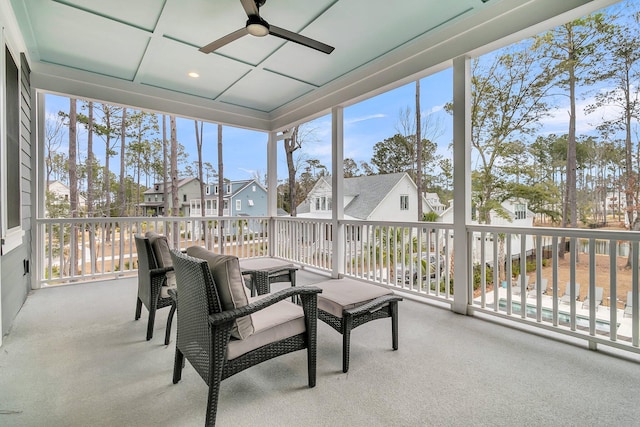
[
  {"left": 331, "top": 106, "right": 345, "bottom": 278},
  {"left": 452, "top": 56, "right": 472, "bottom": 315},
  {"left": 33, "top": 91, "right": 45, "bottom": 290},
  {"left": 267, "top": 131, "right": 277, "bottom": 257}
]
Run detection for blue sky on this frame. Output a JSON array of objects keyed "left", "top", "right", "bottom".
[{"left": 46, "top": 67, "right": 454, "bottom": 183}]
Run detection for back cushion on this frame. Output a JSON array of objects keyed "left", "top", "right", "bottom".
[
  {"left": 145, "top": 231, "right": 176, "bottom": 287},
  {"left": 186, "top": 246, "right": 254, "bottom": 339}
]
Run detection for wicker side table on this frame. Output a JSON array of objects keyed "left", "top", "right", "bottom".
[{"left": 241, "top": 264, "right": 298, "bottom": 296}]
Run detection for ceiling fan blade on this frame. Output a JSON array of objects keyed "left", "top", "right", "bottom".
[
  {"left": 269, "top": 25, "right": 334, "bottom": 54},
  {"left": 240, "top": 0, "right": 259, "bottom": 17},
  {"left": 199, "top": 28, "right": 248, "bottom": 53}
]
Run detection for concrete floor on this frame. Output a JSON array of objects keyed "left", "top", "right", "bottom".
[{"left": 2, "top": 269, "right": 640, "bottom": 426}]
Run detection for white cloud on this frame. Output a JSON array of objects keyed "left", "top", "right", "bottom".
[
  {"left": 425, "top": 104, "right": 445, "bottom": 115},
  {"left": 346, "top": 114, "right": 386, "bottom": 125},
  {"left": 540, "top": 90, "right": 622, "bottom": 136}
]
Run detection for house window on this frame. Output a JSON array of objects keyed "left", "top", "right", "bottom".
[
  {"left": 206, "top": 186, "right": 210, "bottom": 195},
  {"left": 315, "top": 198, "right": 321, "bottom": 210},
  {"left": 236, "top": 200, "right": 241, "bottom": 211},
  {"left": 321, "top": 197, "right": 326, "bottom": 210},
  {"left": 214, "top": 185, "right": 218, "bottom": 194},
  {"left": 183, "top": 194, "right": 187, "bottom": 202},
  {"left": 2, "top": 45, "right": 23, "bottom": 252},
  {"left": 252, "top": 185, "right": 256, "bottom": 192},
  {"left": 226, "top": 184, "right": 231, "bottom": 193},
  {"left": 515, "top": 203, "right": 527, "bottom": 220},
  {"left": 248, "top": 200, "right": 254, "bottom": 206},
  {"left": 327, "top": 197, "right": 332, "bottom": 210},
  {"left": 224, "top": 200, "right": 228, "bottom": 210},
  {"left": 400, "top": 195, "right": 409, "bottom": 210},
  {"left": 213, "top": 200, "right": 217, "bottom": 211}
]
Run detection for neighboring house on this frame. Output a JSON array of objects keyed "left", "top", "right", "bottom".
[
  {"left": 189, "top": 179, "right": 268, "bottom": 235},
  {"left": 189, "top": 179, "right": 267, "bottom": 218},
  {"left": 139, "top": 177, "right": 201, "bottom": 217},
  {"left": 440, "top": 198, "right": 535, "bottom": 265},
  {"left": 296, "top": 172, "right": 437, "bottom": 222},
  {"left": 424, "top": 192, "right": 446, "bottom": 214},
  {"left": 46, "top": 180, "right": 87, "bottom": 213}
]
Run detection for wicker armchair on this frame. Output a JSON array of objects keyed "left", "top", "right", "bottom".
[
  {"left": 134, "top": 234, "right": 176, "bottom": 344},
  {"left": 169, "top": 248, "right": 321, "bottom": 426}
]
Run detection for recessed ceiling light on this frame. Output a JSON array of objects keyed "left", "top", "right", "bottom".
[{"left": 188, "top": 72, "right": 200, "bottom": 78}]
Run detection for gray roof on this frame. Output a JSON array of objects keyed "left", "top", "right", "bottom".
[
  {"left": 344, "top": 173, "right": 407, "bottom": 219},
  {"left": 296, "top": 173, "right": 409, "bottom": 220}
]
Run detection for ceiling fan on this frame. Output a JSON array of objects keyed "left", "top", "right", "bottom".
[{"left": 199, "top": 0, "right": 335, "bottom": 55}]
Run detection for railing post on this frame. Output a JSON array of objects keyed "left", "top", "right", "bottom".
[
  {"left": 331, "top": 106, "right": 344, "bottom": 278},
  {"left": 267, "top": 131, "right": 278, "bottom": 258},
  {"left": 452, "top": 55, "right": 472, "bottom": 315}
]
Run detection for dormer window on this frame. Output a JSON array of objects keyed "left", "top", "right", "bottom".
[{"left": 515, "top": 203, "right": 527, "bottom": 220}]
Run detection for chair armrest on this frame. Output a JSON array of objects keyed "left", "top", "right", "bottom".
[
  {"left": 209, "top": 286, "right": 322, "bottom": 326},
  {"left": 149, "top": 266, "right": 174, "bottom": 278},
  {"left": 344, "top": 294, "right": 403, "bottom": 317}
]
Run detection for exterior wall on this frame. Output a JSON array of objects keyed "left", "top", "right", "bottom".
[
  {"left": 307, "top": 179, "right": 332, "bottom": 215},
  {"left": 370, "top": 175, "right": 419, "bottom": 222},
  {"left": 230, "top": 182, "right": 267, "bottom": 217},
  {"left": 142, "top": 179, "right": 200, "bottom": 216},
  {"left": 1, "top": 52, "right": 32, "bottom": 338},
  {"left": 178, "top": 180, "right": 201, "bottom": 216}
]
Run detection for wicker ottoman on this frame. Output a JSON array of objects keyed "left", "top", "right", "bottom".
[{"left": 315, "top": 278, "right": 403, "bottom": 373}]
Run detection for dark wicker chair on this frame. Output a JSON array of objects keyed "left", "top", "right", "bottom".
[
  {"left": 169, "top": 249, "right": 322, "bottom": 426},
  {"left": 134, "top": 234, "right": 176, "bottom": 344}
]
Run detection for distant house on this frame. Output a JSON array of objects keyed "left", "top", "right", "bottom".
[
  {"left": 46, "top": 180, "right": 86, "bottom": 215},
  {"left": 189, "top": 179, "right": 267, "bottom": 218},
  {"left": 424, "top": 192, "right": 446, "bottom": 213},
  {"left": 189, "top": 179, "right": 268, "bottom": 236},
  {"left": 296, "top": 172, "right": 438, "bottom": 221},
  {"left": 440, "top": 198, "right": 535, "bottom": 265},
  {"left": 139, "top": 177, "right": 200, "bottom": 217}
]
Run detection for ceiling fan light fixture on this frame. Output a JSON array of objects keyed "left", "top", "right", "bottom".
[{"left": 246, "top": 15, "right": 269, "bottom": 37}]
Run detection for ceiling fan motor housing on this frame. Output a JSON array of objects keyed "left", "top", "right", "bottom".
[{"left": 246, "top": 15, "right": 269, "bottom": 36}]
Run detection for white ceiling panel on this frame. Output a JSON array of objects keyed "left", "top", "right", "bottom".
[
  {"left": 52, "top": 0, "right": 165, "bottom": 32},
  {"left": 217, "top": 68, "right": 315, "bottom": 112},
  {"left": 138, "top": 36, "right": 253, "bottom": 99},
  {"left": 19, "top": 0, "right": 150, "bottom": 80}
]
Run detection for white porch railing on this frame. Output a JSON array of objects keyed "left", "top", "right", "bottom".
[
  {"left": 36, "top": 216, "right": 270, "bottom": 285},
  {"left": 35, "top": 215, "right": 640, "bottom": 355},
  {"left": 468, "top": 225, "right": 640, "bottom": 353}
]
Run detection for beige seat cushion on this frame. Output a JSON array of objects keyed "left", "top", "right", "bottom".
[
  {"left": 239, "top": 257, "right": 296, "bottom": 270},
  {"left": 186, "top": 246, "right": 254, "bottom": 339},
  {"left": 227, "top": 298, "right": 305, "bottom": 360},
  {"left": 145, "top": 231, "right": 176, "bottom": 288},
  {"left": 315, "top": 278, "right": 393, "bottom": 318}
]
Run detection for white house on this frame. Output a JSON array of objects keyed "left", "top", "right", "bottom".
[
  {"left": 46, "top": 180, "right": 87, "bottom": 214},
  {"left": 296, "top": 172, "right": 437, "bottom": 221},
  {"left": 441, "top": 198, "right": 535, "bottom": 266}
]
